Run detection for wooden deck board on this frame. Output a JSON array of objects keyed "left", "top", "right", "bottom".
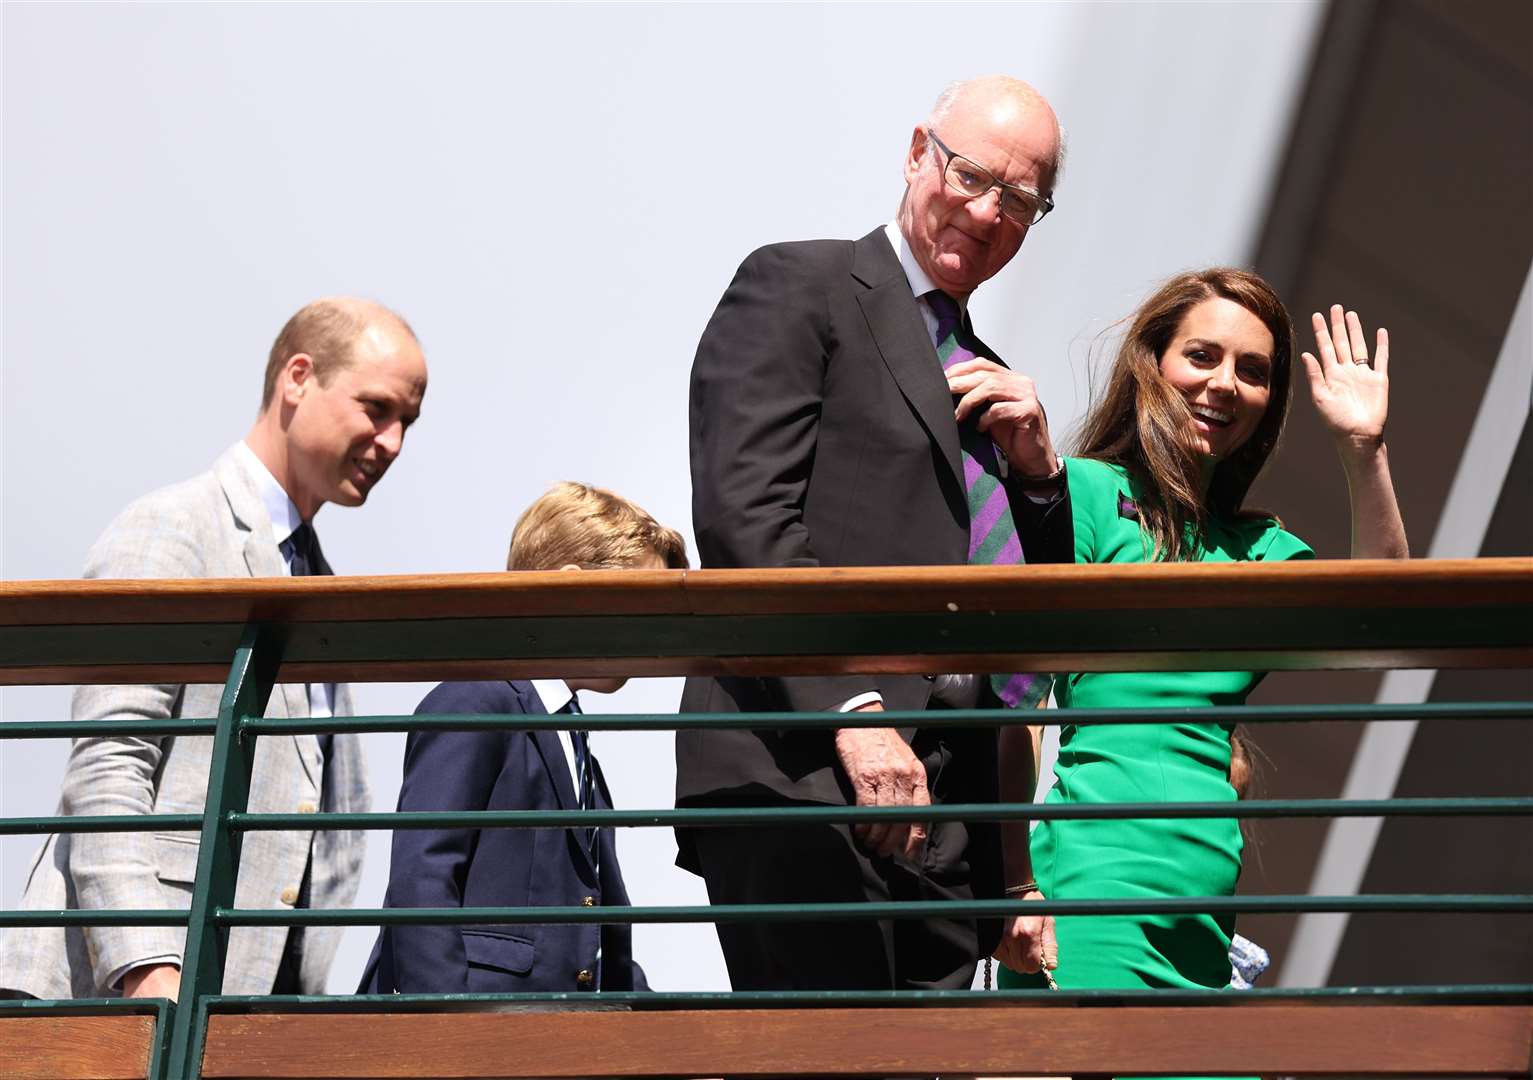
[
  {"left": 0, "top": 1013, "right": 155, "bottom": 1080},
  {"left": 198, "top": 1003, "right": 1533, "bottom": 1078}
]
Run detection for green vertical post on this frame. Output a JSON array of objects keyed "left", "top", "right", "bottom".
[{"left": 162, "top": 626, "right": 279, "bottom": 1080}]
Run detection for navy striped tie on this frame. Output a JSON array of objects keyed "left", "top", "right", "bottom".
[
  {"left": 280, "top": 522, "right": 334, "bottom": 760},
  {"left": 565, "top": 698, "right": 599, "bottom": 869}
]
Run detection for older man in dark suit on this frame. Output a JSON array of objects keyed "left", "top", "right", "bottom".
[{"left": 678, "top": 75, "right": 1069, "bottom": 992}]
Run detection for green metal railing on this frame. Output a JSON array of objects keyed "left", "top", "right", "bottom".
[{"left": 1, "top": 561, "right": 1530, "bottom": 1079}]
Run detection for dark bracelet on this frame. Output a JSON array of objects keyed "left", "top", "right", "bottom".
[{"left": 1018, "top": 458, "right": 1066, "bottom": 493}]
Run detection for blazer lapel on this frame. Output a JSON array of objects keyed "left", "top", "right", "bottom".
[
  {"left": 520, "top": 686, "right": 581, "bottom": 811},
  {"left": 533, "top": 729, "right": 581, "bottom": 813},
  {"left": 212, "top": 445, "right": 286, "bottom": 579},
  {"left": 851, "top": 229, "right": 964, "bottom": 489},
  {"left": 213, "top": 445, "right": 320, "bottom": 788}
]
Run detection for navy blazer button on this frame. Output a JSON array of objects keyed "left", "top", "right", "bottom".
[
  {"left": 582, "top": 895, "right": 596, "bottom": 906},
  {"left": 577, "top": 969, "right": 595, "bottom": 987}
]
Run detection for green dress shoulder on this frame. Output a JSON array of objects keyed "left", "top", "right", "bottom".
[{"left": 1000, "top": 457, "right": 1312, "bottom": 992}]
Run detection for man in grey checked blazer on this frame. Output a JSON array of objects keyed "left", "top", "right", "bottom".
[{"left": 1, "top": 297, "right": 428, "bottom": 1000}]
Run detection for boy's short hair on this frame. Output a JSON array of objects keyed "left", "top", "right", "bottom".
[{"left": 508, "top": 482, "right": 689, "bottom": 572}]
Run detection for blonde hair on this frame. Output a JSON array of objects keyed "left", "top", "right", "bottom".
[{"left": 508, "top": 482, "right": 689, "bottom": 572}]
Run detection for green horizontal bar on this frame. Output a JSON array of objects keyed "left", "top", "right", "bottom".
[
  {"left": 0, "top": 814, "right": 202, "bottom": 836},
  {"left": 204, "top": 984, "right": 1533, "bottom": 1011},
  {"left": 0, "top": 717, "right": 216, "bottom": 740},
  {"left": 228, "top": 796, "right": 1533, "bottom": 833},
  {"left": 238, "top": 700, "right": 1533, "bottom": 735},
  {"left": 13, "top": 795, "right": 1520, "bottom": 842},
  {"left": 0, "top": 910, "right": 189, "bottom": 928},
  {"left": 0, "top": 996, "right": 171, "bottom": 1015},
  {"left": 14, "top": 894, "right": 1523, "bottom": 932},
  {"left": 215, "top": 894, "right": 1533, "bottom": 928}
]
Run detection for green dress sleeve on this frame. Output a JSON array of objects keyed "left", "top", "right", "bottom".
[
  {"left": 1250, "top": 521, "right": 1314, "bottom": 562},
  {"left": 1063, "top": 456, "right": 1119, "bottom": 564}
]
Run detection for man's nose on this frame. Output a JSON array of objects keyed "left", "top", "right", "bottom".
[
  {"left": 965, "top": 187, "right": 1004, "bottom": 224},
  {"left": 376, "top": 421, "right": 405, "bottom": 460}
]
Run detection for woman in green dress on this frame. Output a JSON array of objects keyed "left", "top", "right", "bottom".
[{"left": 946, "top": 268, "right": 1410, "bottom": 990}]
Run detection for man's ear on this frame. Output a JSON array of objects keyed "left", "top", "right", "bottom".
[
  {"left": 558, "top": 563, "right": 582, "bottom": 573},
  {"left": 903, "top": 125, "right": 928, "bottom": 185},
  {"left": 280, "top": 354, "right": 316, "bottom": 406}
]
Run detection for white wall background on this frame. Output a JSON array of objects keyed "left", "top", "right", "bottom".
[{"left": 1, "top": 1, "right": 1322, "bottom": 993}]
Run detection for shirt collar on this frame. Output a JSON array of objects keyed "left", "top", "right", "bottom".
[
  {"left": 234, "top": 440, "right": 305, "bottom": 546},
  {"left": 531, "top": 679, "right": 577, "bottom": 715},
  {"left": 884, "top": 220, "right": 968, "bottom": 315}
]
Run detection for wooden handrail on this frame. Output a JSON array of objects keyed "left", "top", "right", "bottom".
[
  {"left": 1, "top": 559, "right": 1528, "bottom": 623},
  {"left": 1, "top": 559, "right": 1528, "bottom": 684}
]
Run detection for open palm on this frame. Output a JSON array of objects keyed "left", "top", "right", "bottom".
[{"left": 1301, "top": 304, "right": 1389, "bottom": 443}]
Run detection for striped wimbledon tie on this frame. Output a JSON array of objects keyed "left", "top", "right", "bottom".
[{"left": 926, "top": 289, "right": 1048, "bottom": 710}]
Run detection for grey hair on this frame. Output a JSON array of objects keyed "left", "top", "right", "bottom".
[{"left": 926, "top": 76, "right": 1067, "bottom": 188}]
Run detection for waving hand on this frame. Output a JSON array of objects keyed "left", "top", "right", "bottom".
[
  {"left": 1301, "top": 304, "right": 1389, "bottom": 447},
  {"left": 1299, "top": 302, "right": 1408, "bottom": 560}
]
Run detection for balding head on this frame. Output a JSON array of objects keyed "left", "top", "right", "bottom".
[
  {"left": 260, "top": 297, "right": 418, "bottom": 412},
  {"left": 897, "top": 75, "right": 1063, "bottom": 296},
  {"left": 248, "top": 296, "right": 427, "bottom": 520},
  {"left": 928, "top": 76, "right": 1065, "bottom": 185}
]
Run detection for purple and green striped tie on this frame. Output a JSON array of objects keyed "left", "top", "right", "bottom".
[{"left": 927, "top": 289, "right": 1048, "bottom": 710}]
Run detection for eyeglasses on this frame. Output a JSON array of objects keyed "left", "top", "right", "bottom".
[{"left": 926, "top": 128, "right": 1055, "bottom": 227}]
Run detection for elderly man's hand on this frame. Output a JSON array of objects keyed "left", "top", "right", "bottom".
[
  {"left": 946, "top": 357, "right": 1057, "bottom": 478},
  {"left": 835, "top": 707, "right": 930, "bottom": 860}
]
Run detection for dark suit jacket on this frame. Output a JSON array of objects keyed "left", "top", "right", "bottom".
[
  {"left": 678, "top": 226, "right": 1068, "bottom": 849},
  {"left": 358, "top": 680, "right": 647, "bottom": 994}
]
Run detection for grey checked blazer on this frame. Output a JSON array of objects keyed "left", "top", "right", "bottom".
[{"left": 0, "top": 444, "right": 370, "bottom": 999}]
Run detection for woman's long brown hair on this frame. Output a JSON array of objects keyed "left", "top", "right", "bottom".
[{"left": 1073, "top": 268, "right": 1295, "bottom": 561}]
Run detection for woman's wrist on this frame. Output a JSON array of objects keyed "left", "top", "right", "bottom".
[{"left": 1335, "top": 434, "right": 1388, "bottom": 471}]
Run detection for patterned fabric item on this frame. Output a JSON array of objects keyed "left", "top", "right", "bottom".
[
  {"left": 926, "top": 290, "right": 1046, "bottom": 710},
  {"left": 1228, "top": 933, "right": 1271, "bottom": 989}
]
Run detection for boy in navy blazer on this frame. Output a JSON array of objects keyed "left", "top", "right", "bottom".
[{"left": 359, "top": 482, "right": 688, "bottom": 994}]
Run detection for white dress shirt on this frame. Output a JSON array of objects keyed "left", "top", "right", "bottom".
[{"left": 530, "top": 679, "right": 582, "bottom": 792}]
